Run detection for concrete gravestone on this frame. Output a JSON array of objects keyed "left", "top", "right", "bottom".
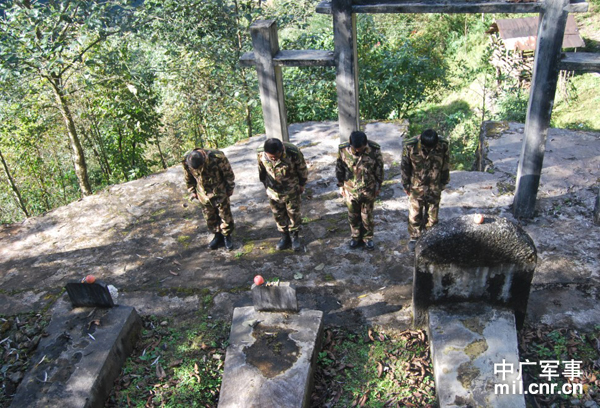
[
  {"left": 413, "top": 215, "right": 537, "bottom": 408},
  {"left": 219, "top": 282, "right": 323, "bottom": 408},
  {"left": 413, "top": 215, "right": 537, "bottom": 329}
]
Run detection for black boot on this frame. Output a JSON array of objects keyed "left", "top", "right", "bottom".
[
  {"left": 223, "top": 234, "right": 234, "bottom": 251},
  {"left": 407, "top": 239, "right": 417, "bottom": 251},
  {"left": 208, "top": 232, "right": 224, "bottom": 250},
  {"left": 276, "top": 231, "right": 291, "bottom": 251},
  {"left": 291, "top": 231, "right": 302, "bottom": 252}
]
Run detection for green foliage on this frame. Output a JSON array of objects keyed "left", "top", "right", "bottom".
[
  {"left": 358, "top": 15, "right": 449, "bottom": 121},
  {"left": 1, "top": 0, "right": 599, "bottom": 223},
  {"left": 494, "top": 89, "right": 528, "bottom": 123},
  {"left": 408, "top": 100, "right": 480, "bottom": 170},
  {"left": 551, "top": 73, "right": 600, "bottom": 131},
  {"left": 314, "top": 327, "right": 436, "bottom": 406},
  {"left": 282, "top": 23, "right": 337, "bottom": 123},
  {"left": 107, "top": 311, "right": 230, "bottom": 407},
  {"left": 520, "top": 325, "right": 600, "bottom": 407}
]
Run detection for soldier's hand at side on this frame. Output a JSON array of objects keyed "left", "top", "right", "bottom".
[
  {"left": 339, "top": 187, "right": 345, "bottom": 197},
  {"left": 189, "top": 193, "right": 198, "bottom": 201},
  {"left": 227, "top": 190, "right": 233, "bottom": 197},
  {"left": 298, "top": 186, "right": 305, "bottom": 195},
  {"left": 375, "top": 189, "right": 380, "bottom": 197}
]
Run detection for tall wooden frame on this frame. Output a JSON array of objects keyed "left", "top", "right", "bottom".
[{"left": 243, "top": 0, "right": 592, "bottom": 218}]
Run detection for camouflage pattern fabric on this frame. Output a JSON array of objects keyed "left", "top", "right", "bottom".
[
  {"left": 346, "top": 197, "right": 375, "bottom": 240},
  {"left": 201, "top": 196, "right": 235, "bottom": 235},
  {"left": 269, "top": 193, "right": 302, "bottom": 233},
  {"left": 401, "top": 137, "right": 449, "bottom": 239},
  {"left": 257, "top": 142, "right": 308, "bottom": 200},
  {"left": 336, "top": 141, "right": 384, "bottom": 239},
  {"left": 182, "top": 148, "right": 236, "bottom": 234},
  {"left": 407, "top": 194, "right": 440, "bottom": 239},
  {"left": 336, "top": 141, "right": 384, "bottom": 201},
  {"left": 258, "top": 142, "right": 307, "bottom": 232}
]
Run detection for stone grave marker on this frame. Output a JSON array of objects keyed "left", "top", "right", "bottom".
[{"left": 65, "top": 281, "right": 115, "bottom": 308}]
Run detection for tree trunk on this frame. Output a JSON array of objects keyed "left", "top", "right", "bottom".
[
  {"left": 0, "top": 149, "right": 29, "bottom": 218},
  {"left": 155, "top": 137, "right": 167, "bottom": 169},
  {"left": 245, "top": 93, "right": 253, "bottom": 139},
  {"left": 48, "top": 77, "right": 93, "bottom": 196},
  {"left": 84, "top": 127, "right": 110, "bottom": 183}
]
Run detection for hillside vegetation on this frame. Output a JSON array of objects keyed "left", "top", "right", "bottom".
[{"left": 1, "top": 0, "right": 598, "bottom": 223}]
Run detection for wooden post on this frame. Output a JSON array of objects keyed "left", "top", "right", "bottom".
[
  {"left": 513, "top": 0, "right": 570, "bottom": 218},
  {"left": 249, "top": 20, "right": 289, "bottom": 142},
  {"left": 332, "top": 0, "right": 360, "bottom": 142}
]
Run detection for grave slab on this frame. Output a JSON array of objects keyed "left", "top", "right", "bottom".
[
  {"left": 428, "top": 303, "right": 525, "bottom": 408},
  {"left": 10, "top": 297, "right": 142, "bottom": 408},
  {"left": 218, "top": 306, "right": 323, "bottom": 408},
  {"left": 252, "top": 282, "right": 298, "bottom": 312}
]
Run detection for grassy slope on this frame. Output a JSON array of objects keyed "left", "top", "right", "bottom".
[{"left": 553, "top": 0, "right": 600, "bottom": 131}]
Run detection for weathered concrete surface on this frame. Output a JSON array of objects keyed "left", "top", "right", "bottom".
[
  {"left": 218, "top": 306, "right": 323, "bottom": 408},
  {"left": 594, "top": 189, "right": 600, "bottom": 225},
  {"left": 413, "top": 215, "right": 536, "bottom": 328},
  {"left": 428, "top": 303, "right": 525, "bottom": 408},
  {"left": 11, "top": 299, "right": 141, "bottom": 408},
  {"left": 252, "top": 282, "right": 298, "bottom": 311},
  {"left": 0, "top": 121, "right": 598, "bottom": 331}
]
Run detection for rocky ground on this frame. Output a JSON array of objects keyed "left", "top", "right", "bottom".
[
  {"left": 1, "top": 120, "right": 599, "bottom": 330},
  {"left": 1, "top": 120, "right": 599, "bottom": 406}
]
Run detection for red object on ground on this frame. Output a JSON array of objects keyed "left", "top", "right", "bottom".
[
  {"left": 254, "top": 275, "right": 265, "bottom": 286},
  {"left": 473, "top": 214, "right": 484, "bottom": 224},
  {"left": 82, "top": 275, "right": 96, "bottom": 284}
]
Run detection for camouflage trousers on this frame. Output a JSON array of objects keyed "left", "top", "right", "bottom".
[
  {"left": 200, "top": 196, "right": 234, "bottom": 236},
  {"left": 269, "top": 193, "right": 302, "bottom": 233},
  {"left": 407, "top": 194, "right": 440, "bottom": 240},
  {"left": 346, "top": 196, "right": 375, "bottom": 240}
]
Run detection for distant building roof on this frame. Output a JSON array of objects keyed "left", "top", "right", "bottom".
[{"left": 488, "top": 15, "right": 585, "bottom": 51}]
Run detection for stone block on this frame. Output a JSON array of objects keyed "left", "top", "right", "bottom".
[
  {"left": 65, "top": 281, "right": 114, "bottom": 308},
  {"left": 11, "top": 298, "right": 142, "bottom": 408},
  {"left": 413, "top": 215, "right": 536, "bottom": 329},
  {"left": 218, "top": 306, "right": 323, "bottom": 408},
  {"left": 252, "top": 282, "right": 298, "bottom": 312},
  {"left": 428, "top": 303, "right": 525, "bottom": 408}
]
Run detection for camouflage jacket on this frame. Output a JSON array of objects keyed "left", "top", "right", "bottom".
[
  {"left": 257, "top": 142, "right": 308, "bottom": 200},
  {"left": 182, "top": 149, "right": 235, "bottom": 204},
  {"left": 336, "top": 141, "right": 384, "bottom": 200},
  {"left": 401, "top": 137, "right": 449, "bottom": 199}
]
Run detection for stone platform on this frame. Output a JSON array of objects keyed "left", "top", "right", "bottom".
[
  {"left": 218, "top": 306, "right": 323, "bottom": 408},
  {"left": 10, "top": 298, "right": 141, "bottom": 408},
  {"left": 428, "top": 303, "right": 525, "bottom": 408}
]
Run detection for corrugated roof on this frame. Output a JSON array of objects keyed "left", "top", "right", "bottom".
[{"left": 489, "top": 15, "right": 585, "bottom": 51}]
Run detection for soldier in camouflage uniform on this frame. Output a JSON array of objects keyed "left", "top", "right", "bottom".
[
  {"left": 401, "top": 129, "right": 450, "bottom": 251},
  {"left": 336, "top": 131, "right": 384, "bottom": 250},
  {"left": 258, "top": 138, "right": 308, "bottom": 251},
  {"left": 182, "top": 148, "right": 236, "bottom": 251}
]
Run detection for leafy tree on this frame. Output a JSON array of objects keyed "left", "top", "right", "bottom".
[
  {"left": 139, "top": 0, "right": 264, "bottom": 153},
  {"left": 76, "top": 39, "right": 163, "bottom": 182},
  {"left": 0, "top": 0, "right": 137, "bottom": 196},
  {"left": 358, "top": 19, "right": 448, "bottom": 120}
]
